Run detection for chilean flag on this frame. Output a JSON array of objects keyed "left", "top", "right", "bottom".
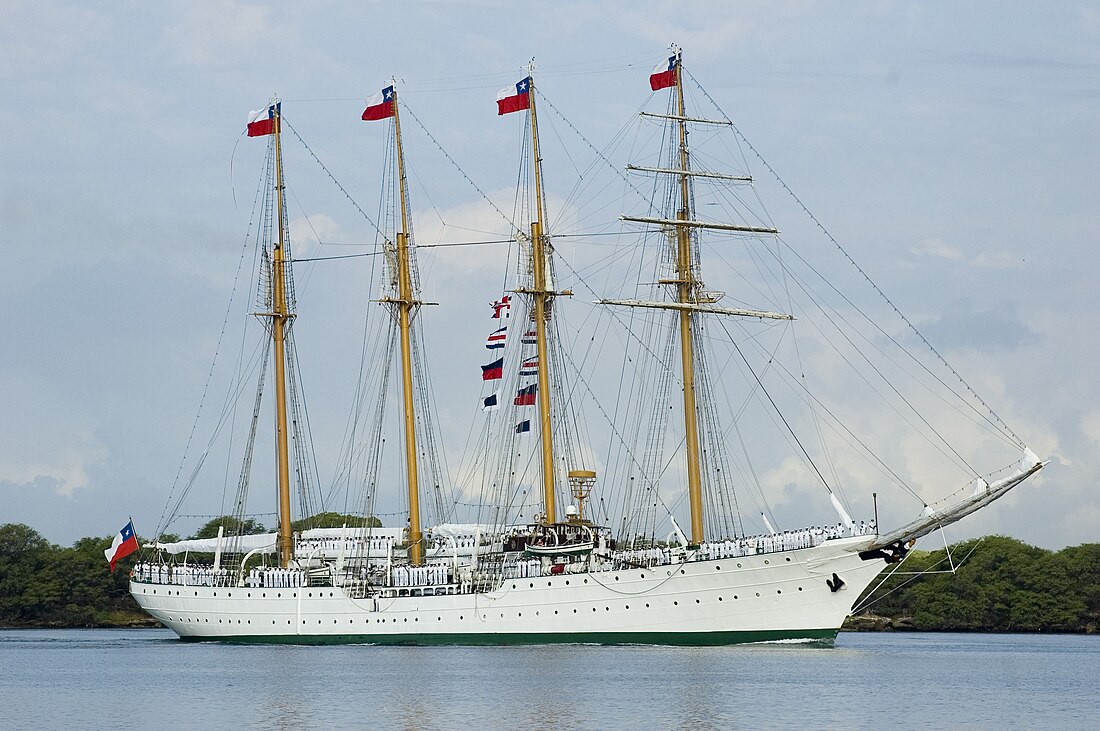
[
  {"left": 514, "top": 383, "right": 537, "bottom": 406},
  {"left": 104, "top": 520, "right": 139, "bottom": 573},
  {"left": 497, "top": 76, "right": 531, "bottom": 115},
  {"left": 362, "top": 85, "right": 396, "bottom": 121},
  {"left": 486, "top": 326, "right": 508, "bottom": 350},
  {"left": 247, "top": 104, "right": 279, "bottom": 137},
  {"left": 482, "top": 357, "right": 504, "bottom": 381},
  {"left": 650, "top": 56, "right": 678, "bottom": 91}
]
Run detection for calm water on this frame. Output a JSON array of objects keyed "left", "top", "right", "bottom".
[{"left": 1, "top": 629, "right": 1096, "bottom": 730}]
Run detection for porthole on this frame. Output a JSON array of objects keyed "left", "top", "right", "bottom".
[
  {"left": 736, "top": 563, "right": 742, "bottom": 568},
  {"left": 645, "top": 603, "right": 650, "bottom": 608},
  {"left": 554, "top": 610, "right": 559, "bottom": 615},
  {"left": 733, "top": 596, "right": 739, "bottom": 600},
  {"left": 592, "top": 607, "right": 597, "bottom": 612},
  {"left": 573, "top": 609, "right": 578, "bottom": 614},
  {"left": 227, "top": 592, "right": 232, "bottom": 597},
  {"left": 777, "top": 590, "right": 782, "bottom": 595},
  {"left": 680, "top": 569, "right": 685, "bottom": 575},
  {"left": 194, "top": 591, "right": 198, "bottom": 597},
  {"left": 641, "top": 573, "right": 646, "bottom": 579},
  {"left": 673, "top": 601, "right": 678, "bottom": 606},
  {"left": 438, "top": 617, "right": 442, "bottom": 621},
  {"left": 529, "top": 583, "right": 534, "bottom": 588},
  {"left": 512, "top": 584, "right": 516, "bottom": 589},
  {"left": 715, "top": 565, "right": 721, "bottom": 571},
  {"left": 718, "top": 597, "right": 723, "bottom": 602},
  {"left": 460, "top": 615, "right": 464, "bottom": 620},
  {"left": 695, "top": 599, "right": 700, "bottom": 604},
  {"left": 565, "top": 580, "right": 570, "bottom": 585},
  {"left": 764, "top": 560, "right": 770, "bottom": 565},
  {"left": 785, "top": 557, "right": 792, "bottom": 563},
  {"left": 584, "top": 579, "right": 588, "bottom": 584},
  {"left": 247, "top": 592, "right": 251, "bottom": 598},
  {"left": 614, "top": 576, "right": 619, "bottom": 581},
  {"left": 626, "top": 605, "right": 630, "bottom": 610},
  {"left": 518, "top": 612, "right": 522, "bottom": 617},
  {"left": 605, "top": 606, "right": 610, "bottom": 611},
  {"left": 547, "top": 581, "right": 553, "bottom": 587},
  {"left": 755, "top": 592, "right": 760, "bottom": 597},
  {"left": 798, "top": 587, "right": 803, "bottom": 591}
]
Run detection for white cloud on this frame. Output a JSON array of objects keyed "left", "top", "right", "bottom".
[
  {"left": 911, "top": 237, "right": 962, "bottom": 260},
  {"left": 1081, "top": 411, "right": 1100, "bottom": 447}
]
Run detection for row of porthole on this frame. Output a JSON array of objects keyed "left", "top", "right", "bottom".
[{"left": 174, "top": 586, "right": 810, "bottom": 627}]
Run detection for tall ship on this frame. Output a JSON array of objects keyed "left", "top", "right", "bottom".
[{"left": 130, "top": 53, "right": 1044, "bottom": 644}]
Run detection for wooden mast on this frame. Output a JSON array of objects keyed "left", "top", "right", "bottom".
[
  {"left": 527, "top": 72, "right": 557, "bottom": 525},
  {"left": 391, "top": 86, "right": 424, "bottom": 565},
  {"left": 270, "top": 99, "right": 295, "bottom": 567},
  {"left": 671, "top": 53, "right": 706, "bottom": 546}
]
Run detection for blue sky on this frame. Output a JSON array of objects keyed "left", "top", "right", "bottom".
[{"left": 2, "top": 1, "right": 1097, "bottom": 549}]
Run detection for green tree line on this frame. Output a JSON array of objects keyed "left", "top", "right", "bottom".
[
  {"left": 0, "top": 513, "right": 381, "bottom": 627},
  {"left": 1, "top": 523, "right": 1095, "bottom": 631},
  {"left": 852, "top": 535, "right": 1099, "bottom": 633}
]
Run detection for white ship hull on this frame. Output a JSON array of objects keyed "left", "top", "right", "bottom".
[{"left": 131, "top": 537, "right": 885, "bottom": 645}]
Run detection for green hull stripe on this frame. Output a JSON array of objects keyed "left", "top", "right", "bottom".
[{"left": 179, "top": 628, "right": 838, "bottom": 647}]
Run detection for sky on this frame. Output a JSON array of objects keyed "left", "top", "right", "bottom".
[{"left": 2, "top": 1, "right": 1098, "bottom": 550}]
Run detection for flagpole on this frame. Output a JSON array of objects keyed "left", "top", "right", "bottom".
[
  {"left": 270, "top": 97, "right": 296, "bottom": 567},
  {"left": 391, "top": 83, "right": 424, "bottom": 566},
  {"left": 526, "top": 67, "right": 558, "bottom": 526}
]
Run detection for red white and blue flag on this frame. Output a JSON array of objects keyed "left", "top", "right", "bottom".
[
  {"left": 514, "top": 384, "right": 537, "bottom": 406},
  {"left": 491, "top": 295, "right": 511, "bottom": 319},
  {"left": 650, "top": 56, "right": 678, "bottom": 91},
  {"left": 521, "top": 329, "right": 537, "bottom": 345},
  {"left": 497, "top": 76, "right": 531, "bottom": 115},
  {"left": 482, "top": 357, "right": 504, "bottom": 381},
  {"left": 246, "top": 103, "right": 279, "bottom": 137},
  {"left": 486, "top": 326, "right": 508, "bottom": 350},
  {"left": 362, "top": 85, "right": 396, "bottom": 121},
  {"left": 104, "top": 520, "right": 139, "bottom": 573},
  {"left": 519, "top": 356, "right": 538, "bottom": 376}
]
